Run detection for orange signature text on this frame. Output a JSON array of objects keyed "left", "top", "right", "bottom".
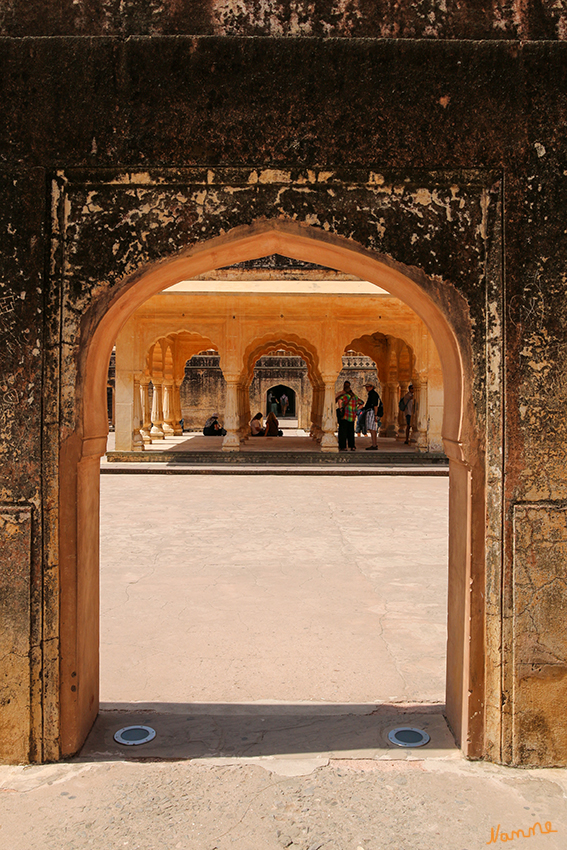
[{"left": 487, "top": 822, "right": 558, "bottom": 843}]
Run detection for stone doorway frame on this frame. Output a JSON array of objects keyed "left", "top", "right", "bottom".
[
  {"left": 56, "top": 219, "right": 487, "bottom": 762},
  {"left": 265, "top": 384, "right": 297, "bottom": 418}
]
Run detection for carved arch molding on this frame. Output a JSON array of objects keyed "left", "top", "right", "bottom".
[{"left": 41, "top": 167, "right": 505, "bottom": 764}]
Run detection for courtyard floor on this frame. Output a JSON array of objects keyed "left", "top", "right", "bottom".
[{"left": 1, "top": 475, "right": 566, "bottom": 849}]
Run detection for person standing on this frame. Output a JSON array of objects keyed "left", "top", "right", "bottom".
[
  {"left": 267, "top": 391, "right": 278, "bottom": 416},
  {"left": 402, "top": 384, "right": 415, "bottom": 444},
  {"left": 362, "top": 381, "right": 381, "bottom": 450},
  {"left": 335, "top": 380, "right": 363, "bottom": 451},
  {"left": 279, "top": 392, "right": 289, "bottom": 417}
]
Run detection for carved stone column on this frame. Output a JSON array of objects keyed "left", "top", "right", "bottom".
[
  {"left": 132, "top": 375, "right": 144, "bottom": 451},
  {"left": 150, "top": 381, "right": 165, "bottom": 439},
  {"left": 379, "top": 382, "right": 389, "bottom": 437},
  {"left": 397, "top": 380, "right": 409, "bottom": 440},
  {"left": 140, "top": 376, "right": 152, "bottom": 443},
  {"left": 238, "top": 385, "right": 250, "bottom": 439},
  {"left": 222, "top": 376, "right": 241, "bottom": 451},
  {"left": 172, "top": 382, "right": 183, "bottom": 435},
  {"left": 385, "top": 381, "right": 398, "bottom": 437},
  {"left": 415, "top": 377, "right": 428, "bottom": 450},
  {"left": 162, "top": 381, "right": 175, "bottom": 436},
  {"left": 320, "top": 378, "right": 339, "bottom": 452},
  {"left": 310, "top": 383, "right": 324, "bottom": 442}
]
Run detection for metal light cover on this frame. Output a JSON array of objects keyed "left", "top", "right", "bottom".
[
  {"left": 113, "top": 725, "right": 156, "bottom": 746},
  {"left": 388, "top": 727, "right": 430, "bottom": 748}
]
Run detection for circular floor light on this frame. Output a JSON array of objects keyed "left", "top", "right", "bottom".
[
  {"left": 388, "top": 727, "right": 430, "bottom": 748},
  {"left": 114, "top": 725, "right": 156, "bottom": 746}
]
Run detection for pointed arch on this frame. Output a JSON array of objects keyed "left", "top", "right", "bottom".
[
  {"left": 61, "top": 219, "right": 478, "bottom": 764},
  {"left": 241, "top": 332, "right": 322, "bottom": 388}
]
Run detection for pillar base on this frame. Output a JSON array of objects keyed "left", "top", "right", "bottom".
[
  {"left": 416, "top": 431, "right": 428, "bottom": 450},
  {"left": 132, "top": 433, "right": 145, "bottom": 451},
  {"left": 320, "top": 432, "right": 338, "bottom": 452},
  {"left": 150, "top": 426, "right": 165, "bottom": 439},
  {"left": 310, "top": 426, "right": 323, "bottom": 443},
  {"left": 222, "top": 432, "right": 241, "bottom": 451}
]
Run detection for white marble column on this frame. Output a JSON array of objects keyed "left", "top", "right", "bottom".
[
  {"left": 162, "top": 381, "right": 175, "bottom": 436},
  {"left": 150, "top": 381, "right": 165, "bottom": 439},
  {"left": 320, "top": 379, "right": 339, "bottom": 452},
  {"left": 114, "top": 357, "right": 137, "bottom": 451},
  {"left": 132, "top": 375, "right": 144, "bottom": 451},
  {"left": 140, "top": 377, "right": 152, "bottom": 444},
  {"left": 222, "top": 377, "right": 241, "bottom": 451}
]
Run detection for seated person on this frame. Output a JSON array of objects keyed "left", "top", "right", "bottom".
[
  {"left": 264, "top": 411, "right": 283, "bottom": 436},
  {"left": 250, "top": 412, "right": 265, "bottom": 436},
  {"left": 203, "top": 413, "right": 226, "bottom": 436}
]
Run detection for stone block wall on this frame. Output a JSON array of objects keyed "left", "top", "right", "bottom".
[
  {"left": 180, "top": 354, "right": 227, "bottom": 431},
  {"left": 1, "top": 6, "right": 567, "bottom": 765}
]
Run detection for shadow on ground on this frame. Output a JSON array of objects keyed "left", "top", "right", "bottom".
[{"left": 76, "top": 702, "right": 457, "bottom": 762}]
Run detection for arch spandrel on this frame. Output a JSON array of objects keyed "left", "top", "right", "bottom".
[
  {"left": 143, "top": 331, "right": 220, "bottom": 380},
  {"left": 347, "top": 333, "right": 418, "bottom": 384}
]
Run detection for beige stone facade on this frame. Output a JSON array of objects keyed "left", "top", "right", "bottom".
[{"left": 113, "top": 278, "right": 444, "bottom": 453}]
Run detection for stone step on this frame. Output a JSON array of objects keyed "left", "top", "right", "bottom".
[
  {"left": 101, "top": 463, "right": 448, "bottom": 476},
  {"left": 105, "top": 450, "right": 448, "bottom": 466}
]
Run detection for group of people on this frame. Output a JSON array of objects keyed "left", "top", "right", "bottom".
[
  {"left": 335, "top": 381, "right": 414, "bottom": 451},
  {"left": 252, "top": 390, "right": 288, "bottom": 436},
  {"left": 267, "top": 391, "right": 289, "bottom": 417},
  {"left": 203, "top": 410, "right": 284, "bottom": 437},
  {"left": 250, "top": 411, "right": 283, "bottom": 437},
  {"left": 203, "top": 383, "right": 414, "bottom": 448}
]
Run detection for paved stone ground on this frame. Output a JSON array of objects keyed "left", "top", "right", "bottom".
[
  {"left": 99, "top": 475, "right": 449, "bottom": 705},
  {"left": 2, "top": 755, "right": 567, "bottom": 850},
  {"left": 132, "top": 431, "right": 419, "bottom": 454},
  {"left": 3, "top": 475, "right": 567, "bottom": 849}
]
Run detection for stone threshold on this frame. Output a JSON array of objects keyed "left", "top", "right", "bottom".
[
  {"left": 101, "top": 464, "right": 449, "bottom": 476},
  {"left": 105, "top": 450, "right": 448, "bottom": 466}
]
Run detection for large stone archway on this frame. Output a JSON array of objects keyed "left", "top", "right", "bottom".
[
  {"left": 3, "top": 17, "right": 567, "bottom": 771},
  {"left": 56, "top": 218, "right": 485, "bottom": 764}
]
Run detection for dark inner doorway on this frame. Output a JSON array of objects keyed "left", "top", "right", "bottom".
[{"left": 267, "top": 384, "right": 296, "bottom": 417}]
